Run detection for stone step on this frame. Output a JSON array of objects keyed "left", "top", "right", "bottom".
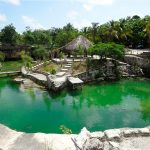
[
  {"left": 64, "top": 65, "right": 71, "bottom": 68},
  {"left": 65, "top": 64, "right": 72, "bottom": 66},
  {"left": 67, "top": 61, "right": 73, "bottom": 63},
  {"left": 56, "top": 72, "right": 66, "bottom": 77},
  {"left": 61, "top": 68, "right": 68, "bottom": 72}
]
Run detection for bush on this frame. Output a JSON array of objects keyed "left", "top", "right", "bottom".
[
  {"left": 21, "top": 51, "right": 33, "bottom": 68},
  {"left": 59, "top": 125, "right": 72, "bottom": 134},
  {"left": 89, "top": 42, "right": 125, "bottom": 60},
  {"left": 33, "top": 46, "right": 49, "bottom": 60},
  {"left": 0, "top": 52, "right": 5, "bottom": 62},
  {"left": 51, "top": 68, "right": 56, "bottom": 75}
]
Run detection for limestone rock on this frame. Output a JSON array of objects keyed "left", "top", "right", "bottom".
[
  {"left": 139, "top": 128, "right": 150, "bottom": 136},
  {"left": 104, "top": 129, "right": 121, "bottom": 141},
  {"left": 109, "top": 141, "right": 119, "bottom": 150},
  {"left": 123, "top": 129, "right": 139, "bottom": 137},
  {"left": 90, "top": 131, "right": 105, "bottom": 140},
  {"left": 83, "top": 138, "right": 103, "bottom": 150},
  {"left": 13, "top": 77, "right": 24, "bottom": 83},
  {"left": 73, "top": 127, "right": 91, "bottom": 149}
]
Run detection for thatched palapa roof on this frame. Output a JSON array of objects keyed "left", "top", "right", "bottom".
[{"left": 64, "top": 35, "right": 93, "bottom": 51}]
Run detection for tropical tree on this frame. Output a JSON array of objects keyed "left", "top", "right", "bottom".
[
  {"left": 91, "top": 22, "right": 99, "bottom": 43},
  {"left": 89, "top": 43, "right": 124, "bottom": 60},
  {"left": 32, "top": 46, "right": 49, "bottom": 60},
  {"left": 144, "top": 19, "right": 150, "bottom": 48},
  {"left": 0, "top": 24, "right": 17, "bottom": 45},
  {"left": 23, "top": 27, "right": 35, "bottom": 45},
  {"left": 55, "top": 23, "right": 78, "bottom": 47}
]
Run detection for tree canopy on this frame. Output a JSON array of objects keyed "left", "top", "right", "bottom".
[
  {"left": 32, "top": 46, "right": 49, "bottom": 60},
  {"left": 0, "top": 24, "right": 17, "bottom": 45},
  {"left": 89, "top": 43, "right": 124, "bottom": 60},
  {"left": 0, "top": 15, "right": 150, "bottom": 60}
]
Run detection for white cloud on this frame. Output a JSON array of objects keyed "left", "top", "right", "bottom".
[
  {"left": 22, "top": 16, "right": 44, "bottom": 30},
  {"left": 79, "top": 0, "right": 114, "bottom": 11},
  {"left": 67, "top": 10, "right": 79, "bottom": 20},
  {"left": 0, "top": 13, "right": 7, "bottom": 22},
  {"left": 67, "top": 9, "right": 91, "bottom": 29},
  {"left": 73, "top": 19, "right": 91, "bottom": 29},
  {"left": 0, "top": 0, "right": 21, "bottom": 5}
]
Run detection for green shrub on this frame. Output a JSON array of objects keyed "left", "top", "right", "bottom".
[
  {"left": 59, "top": 125, "right": 72, "bottom": 134},
  {"left": 0, "top": 52, "right": 5, "bottom": 62},
  {"left": 51, "top": 68, "right": 56, "bottom": 75}
]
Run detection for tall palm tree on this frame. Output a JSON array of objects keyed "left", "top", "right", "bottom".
[
  {"left": 106, "top": 21, "right": 119, "bottom": 42},
  {"left": 144, "top": 20, "right": 150, "bottom": 48},
  {"left": 117, "top": 19, "right": 133, "bottom": 45},
  {"left": 91, "top": 22, "right": 99, "bottom": 43}
]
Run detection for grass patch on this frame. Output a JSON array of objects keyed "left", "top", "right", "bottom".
[
  {"left": 72, "top": 61, "right": 86, "bottom": 75},
  {"left": 38, "top": 62, "right": 60, "bottom": 74},
  {"left": 0, "top": 60, "right": 23, "bottom": 72}
]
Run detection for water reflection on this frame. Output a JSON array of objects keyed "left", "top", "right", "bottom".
[{"left": 0, "top": 78, "right": 150, "bottom": 133}]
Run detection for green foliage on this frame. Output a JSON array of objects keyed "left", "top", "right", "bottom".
[
  {"left": 51, "top": 68, "right": 56, "bottom": 75},
  {"left": 21, "top": 51, "right": 33, "bottom": 68},
  {"left": 82, "top": 15, "right": 150, "bottom": 48},
  {"left": 42, "top": 62, "right": 58, "bottom": 74},
  {"left": 89, "top": 43, "right": 124, "bottom": 60},
  {"left": 77, "top": 45, "right": 84, "bottom": 56},
  {"left": 59, "top": 125, "right": 72, "bottom": 134},
  {"left": 0, "top": 24, "right": 17, "bottom": 45},
  {"left": 0, "top": 52, "right": 5, "bottom": 62},
  {"left": 0, "top": 61, "right": 23, "bottom": 72},
  {"left": 0, "top": 15, "right": 150, "bottom": 50},
  {"left": 23, "top": 27, "right": 52, "bottom": 46},
  {"left": 33, "top": 46, "right": 49, "bottom": 60},
  {"left": 59, "top": 51, "right": 64, "bottom": 59}
]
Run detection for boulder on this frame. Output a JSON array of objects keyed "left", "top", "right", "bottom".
[
  {"left": 139, "top": 128, "right": 150, "bottom": 136},
  {"left": 104, "top": 129, "right": 121, "bottom": 141},
  {"left": 83, "top": 138, "right": 103, "bottom": 150},
  {"left": 73, "top": 127, "right": 91, "bottom": 149},
  {"left": 90, "top": 132, "right": 105, "bottom": 140},
  {"left": 123, "top": 129, "right": 139, "bottom": 137}
]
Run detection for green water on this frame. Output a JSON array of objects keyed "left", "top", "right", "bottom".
[{"left": 0, "top": 78, "right": 150, "bottom": 134}]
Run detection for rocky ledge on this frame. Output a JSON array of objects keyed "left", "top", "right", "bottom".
[{"left": 0, "top": 124, "right": 150, "bottom": 150}]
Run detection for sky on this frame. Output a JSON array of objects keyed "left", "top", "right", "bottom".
[{"left": 0, "top": 0, "right": 150, "bottom": 32}]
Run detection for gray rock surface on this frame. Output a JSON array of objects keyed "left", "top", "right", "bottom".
[
  {"left": 104, "top": 129, "right": 121, "bottom": 141},
  {"left": 83, "top": 138, "right": 103, "bottom": 150},
  {"left": 0, "top": 124, "right": 150, "bottom": 150}
]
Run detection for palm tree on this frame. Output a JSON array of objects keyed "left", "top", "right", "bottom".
[
  {"left": 118, "top": 19, "right": 133, "bottom": 45},
  {"left": 108, "top": 20, "right": 119, "bottom": 42},
  {"left": 144, "top": 20, "right": 150, "bottom": 48},
  {"left": 91, "top": 22, "right": 99, "bottom": 43}
]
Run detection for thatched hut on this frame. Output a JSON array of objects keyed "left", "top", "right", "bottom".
[{"left": 63, "top": 35, "right": 93, "bottom": 56}]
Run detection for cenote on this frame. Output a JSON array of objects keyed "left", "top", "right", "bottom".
[{"left": 0, "top": 77, "right": 150, "bottom": 134}]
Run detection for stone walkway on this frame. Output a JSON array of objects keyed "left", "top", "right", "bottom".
[{"left": 28, "top": 72, "right": 47, "bottom": 82}]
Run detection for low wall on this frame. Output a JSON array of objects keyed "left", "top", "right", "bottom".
[
  {"left": 21, "top": 67, "right": 47, "bottom": 87},
  {"left": 0, "top": 124, "right": 150, "bottom": 150}
]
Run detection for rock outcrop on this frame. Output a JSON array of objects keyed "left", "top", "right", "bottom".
[
  {"left": 124, "top": 55, "right": 150, "bottom": 77},
  {"left": 1, "top": 124, "right": 150, "bottom": 150}
]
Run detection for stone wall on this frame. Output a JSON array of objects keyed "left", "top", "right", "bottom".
[
  {"left": 74, "top": 62, "right": 140, "bottom": 82},
  {"left": 124, "top": 55, "right": 150, "bottom": 77},
  {"left": 124, "top": 55, "right": 149, "bottom": 68}
]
